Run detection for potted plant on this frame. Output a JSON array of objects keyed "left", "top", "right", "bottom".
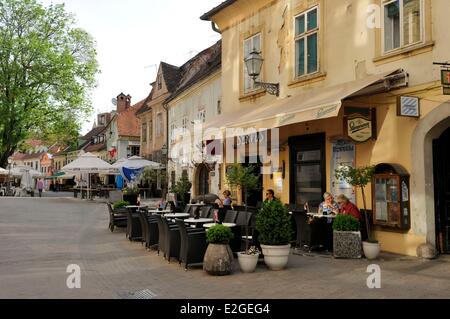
[
  {"left": 226, "top": 164, "right": 261, "bottom": 270},
  {"left": 113, "top": 200, "right": 130, "bottom": 211},
  {"left": 122, "top": 185, "right": 139, "bottom": 205},
  {"left": 203, "top": 224, "right": 235, "bottom": 276},
  {"left": 332, "top": 214, "right": 362, "bottom": 258},
  {"left": 255, "top": 200, "right": 293, "bottom": 270},
  {"left": 335, "top": 165, "right": 380, "bottom": 260},
  {"left": 237, "top": 246, "right": 261, "bottom": 273}
]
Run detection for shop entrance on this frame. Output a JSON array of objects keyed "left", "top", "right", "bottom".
[
  {"left": 197, "top": 164, "right": 210, "bottom": 196},
  {"left": 433, "top": 127, "right": 450, "bottom": 254},
  {"left": 289, "top": 133, "right": 326, "bottom": 210},
  {"left": 243, "top": 156, "right": 263, "bottom": 207}
]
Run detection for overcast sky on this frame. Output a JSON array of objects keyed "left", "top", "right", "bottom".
[{"left": 41, "top": 0, "right": 223, "bottom": 134}]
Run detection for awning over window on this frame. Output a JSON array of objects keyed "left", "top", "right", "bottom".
[{"left": 205, "top": 69, "right": 406, "bottom": 133}]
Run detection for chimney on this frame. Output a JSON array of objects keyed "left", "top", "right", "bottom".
[{"left": 116, "top": 93, "right": 132, "bottom": 113}]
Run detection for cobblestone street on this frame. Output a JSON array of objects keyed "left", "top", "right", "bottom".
[{"left": 1, "top": 198, "right": 449, "bottom": 299}]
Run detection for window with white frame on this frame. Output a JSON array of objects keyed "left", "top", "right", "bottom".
[
  {"left": 182, "top": 116, "right": 189, "bottom": 134},
  {"left": 243, "top": 33, "right": 262, "bottom": 93},
  {"left": 170, "top": 122, "right": 176, "bottom": 142},
  {"left": 383, "top": 0, "right": 423, "bottom": 53},
  {"left": 197, "top": 109, "right": 206, "bottom": 123},
  {"left": 294, "top": 6, "right": 319, "bottom": 77}
]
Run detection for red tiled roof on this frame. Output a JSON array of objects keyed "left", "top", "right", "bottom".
[
  {"left": 81, "top": 126, "right": 106, "bottom": 140},
  {"left": 117, "top": 100, "right": 145, "bottom": 137},
  {"left": 84, "top": 142, "right": 107, "bottom": 153},
  {"left": 12, "top": 151, "right": 45, "bottom": 161}
]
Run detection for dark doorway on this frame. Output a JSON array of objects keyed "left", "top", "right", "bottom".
[
  {"left": 197, "top": 164, "right": 210, "bottom": 196},
  {"left": 243, "top": 156, "right": 263, "bottom": 207},
  {"left": 289, "top": 133, "right": 326, "bottom": 210},
  {"left": 433, "top": 127, "right": 450, "bottom": 254}
]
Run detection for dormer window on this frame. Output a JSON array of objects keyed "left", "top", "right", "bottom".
[{"left": 157, "top": 74, "right": 162, "bottom": 90}]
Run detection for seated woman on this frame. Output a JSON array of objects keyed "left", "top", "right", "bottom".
[
  {"left": 318, "top": 192, "right": 339, "bottom": 216},
  {"left": 336, "top": 194, "right": 362, "bottom": 220}
]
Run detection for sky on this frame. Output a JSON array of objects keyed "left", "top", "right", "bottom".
[{"left": 40, "top": 0, "right": 223, "bottom": 134}]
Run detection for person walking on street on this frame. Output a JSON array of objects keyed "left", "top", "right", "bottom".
[{"left": 37, "top": 179, "right": 44, "bottom": 198}]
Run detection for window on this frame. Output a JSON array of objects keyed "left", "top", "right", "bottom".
[
  {"left": 142, "top": 123, "right": 147, "bottom": 143},
  {"left": 157, "top": 74, "right": 162, "bottom": 90},
  {"left": 383, "top": 0, "right": 422, "bottom": 53},
  {"left": 156, "top": 113, "right": 163, "bottom": 137},
  {"left": 170, "top": 122, "right": 176, "bottom": 142},
  {"left": 127, "top": 146, "right": 140, "bottom": 157},
  {"left": 149, "top": 119, "right": 153, "bottom": 141},
  {"left": 243, "top": 33, "right": 262, "bottom": 93},
  {"left": 197, "top": 109, "right": 206, "bottom": 123},
  {"left": 182, "top": 117, "right": 188, "bottom": 132},
  {"left": 217, "top": 100, "right": 221, "bottom": 115},
  {"left": 295, "top": 7, "right": 319, "bottom": 78}
]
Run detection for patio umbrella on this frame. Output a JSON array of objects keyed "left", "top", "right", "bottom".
[
  {"left": 118, "top": 156, "right": 162, "bottom": 170},
  {"left": 0, "top": 167, "right": 7, "bottom": 175},
  {"left": 61, "top": 152, "right": 113, "bottom": 199}
]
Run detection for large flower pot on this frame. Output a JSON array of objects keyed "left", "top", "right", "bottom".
[
  {"left": 333, "top": 231, "right": 362, "bottom": 259},
  {"left": 203, "top": 244, "right": 234, "bottom": 276},
  {"left": 260, "top": 244, "right": 291, "bottom": 271},
  {"left": 363, "top": 241, "right": 381, "bottom": 260},
  {"left": 237, "top": 253, "right": 260, "bottom": 273},
  {"left": 123, "top": 194, "right": 138, "bottom": 206}
]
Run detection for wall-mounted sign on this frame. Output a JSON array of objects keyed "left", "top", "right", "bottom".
[
  {"left": 345, "top": 116, "right": 372, "bottom": 143},
  {"left": 441, "top": 70, "right": 450, "bottom": 86},
  {"left": 397, "top": 96, "right": 420, "bottom": 118},
  {"left": 330, "top": 140, "right": 356, "bottom": 204}
]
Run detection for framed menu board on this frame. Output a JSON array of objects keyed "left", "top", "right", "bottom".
[{"left": 372, "top": 164, "right": 411, "bottom": 230}]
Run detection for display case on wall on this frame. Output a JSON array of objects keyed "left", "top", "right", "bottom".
[{"left": 372, "top": 164, "right": 411, "bottom": 231}]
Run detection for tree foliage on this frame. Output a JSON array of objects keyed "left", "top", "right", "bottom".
[
  {"left": 0, "top": 0, "right": 99, "bottom": 167},
  {"left": 170, "top": 170, "right": 192, "bottom": 205},
  {"left": 225, "top": 164, "right": 260, "bottom": 205},
  {"left": 335, "top": 165, "right": 376, "bottom": 242}
]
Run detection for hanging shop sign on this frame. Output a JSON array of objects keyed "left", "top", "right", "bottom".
[
  {"left": 345, "top": 116, "right": 372, "bottom": 143},
  {"left": 397, "top": 96, "right": 420, "bottom": 118}
]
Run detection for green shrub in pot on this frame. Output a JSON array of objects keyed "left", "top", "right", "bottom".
[
  {"left": 204, "top": 225, "right": 235, "bottom": 276},
  {"left": 333, "top": 214, "right": 360, "bottom": 232},
  {"left": 113, "top": 200, "right": 130, "bottom": 210},
  {"left": 332, "top": 214, "right": 362, "bottom": 259}
]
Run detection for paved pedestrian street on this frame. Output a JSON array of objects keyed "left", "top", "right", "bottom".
[{"left": 1, "top": 198, "right": 449, "bottom": 299}]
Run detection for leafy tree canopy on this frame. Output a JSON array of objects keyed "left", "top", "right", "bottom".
[{"left": 0, "top": 0, "right": 99, "bottom": 167}]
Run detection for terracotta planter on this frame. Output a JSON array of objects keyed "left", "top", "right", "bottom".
[
  {"left": 237, "top": 252, "right": 260, "bottom": 273},
  {"left": 333, "top": 231, "right": 362, "bottom": 259},
  {"left": 260, "top": 244, "right": 291, "bottom": 271},
  {"left": 203, "top": 244, "right": 234, "bottom": 276},
  {"left": 363, "top": 241, "right": 381, "bottom": 260}
]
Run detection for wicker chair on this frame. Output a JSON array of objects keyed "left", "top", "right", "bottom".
[
  {"left": 175, "top": 219, "right": 207, "bottom": 270},
  {"left": 107, "top": 203, "right": 127, "bottom": 233}
]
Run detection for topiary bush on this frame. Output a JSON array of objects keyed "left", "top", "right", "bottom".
[
  {"left": 256, "top": 200, "right": 293, "bottom": 246},
  {"left": 206, "top": 224, "right": 234, "bottom": 245},
  {"left": 333, "top": 214, "right": 360, "bottom": 232},
  {"left": 113, "top": 200, "right": 130, "bottom": 210}
]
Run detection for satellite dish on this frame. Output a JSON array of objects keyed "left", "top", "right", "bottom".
[{"left": 111, "top": 98, "right": 117, "bottom": 106}]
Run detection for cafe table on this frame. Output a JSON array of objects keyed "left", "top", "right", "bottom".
[
  {"left": 163, "top": 213, "right": 190, "bottom": 219},
  {"left": 203, "top": 223, "right": 236, "bottom": 229},
  {"left": 184, "top": 218, "right": 214, "bottom": 225},
  {"left": 307, "top": 213, "right": 337, "bottom": 219},
  {"left": 147, "top": 209, "right": 172, "bottom": 214}
]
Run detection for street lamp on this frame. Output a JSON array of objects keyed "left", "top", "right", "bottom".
[{"left": 244, "top": 50, "right": 280, "bottom": 97}]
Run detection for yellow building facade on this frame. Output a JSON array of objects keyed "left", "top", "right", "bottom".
[{"left": 201, "top": 0, "right": 450, "bottom": 256}]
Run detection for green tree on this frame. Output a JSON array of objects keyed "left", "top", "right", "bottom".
[
  {"left": 226, "top": 163, "right": 261, "bottom": 252},
  {"left": 0, "top": 0, "right": 99, "bottom": 167},
  {"left": 335, "top": 165, "right": 376, "bottom": 242},
  {"left": 170, "top": 171, "right": 192, "bottom": 206}
]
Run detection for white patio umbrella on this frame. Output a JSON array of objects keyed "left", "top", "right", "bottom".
[
  {"left": 0, "top": 167, "right": 8, "bottom": 175},
  {"left": 61, "top": 152, "right": 114, "bottom": 199},
  {"left": 10, "top": 166, "right": 43, "bottom": 178},
  {"left": 119, "top": 156, "right": 163, "bottom": 170}
]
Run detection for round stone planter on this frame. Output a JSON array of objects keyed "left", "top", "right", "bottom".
[
  {"left": 237, "top": 252, "right": 260, "bottom": 273},
  {"left": 260, "top": 244, "right": 291, "bottom": 271},
  {"left": 363, "top": 241, "right": 381, "bottom": 260},
  {"left": 203, "top": 244, "right": 234, "bottom": 276}
]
